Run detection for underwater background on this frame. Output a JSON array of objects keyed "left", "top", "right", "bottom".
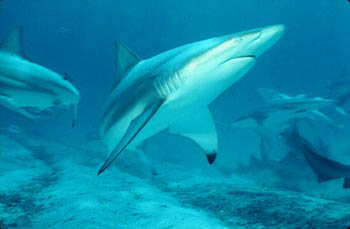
[{"left": 0, "top": 0, "right": 350, "bottom": 228}]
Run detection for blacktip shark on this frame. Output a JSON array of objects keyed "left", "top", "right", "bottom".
[
  {"left": 98, "top": 24, "right": 285, "bottom": 175},
  {"left": 232, "top": 88, "right": 336, "bottom": 136},
  {"left": 281, "top": 123, "right": 350, "bottom": 189},
  {"left": 0, "top": 27, "right": 80, "bottom": 126}
]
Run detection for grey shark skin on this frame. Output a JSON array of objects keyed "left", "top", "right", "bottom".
[
  {"left": 0, "top": 27, "right": 80, "bottom": 125},
  {"left": 98, "top": 25, "right": 285, "bottom": 175},
  {"left": 231, "top": 88, "right": 337, "bottom": 163},
  {"left": 232, "top": 88, "right": 336, "bottom": 134},
  {"left": 282, "top": 125, "right": 350, "bottom": 189}
]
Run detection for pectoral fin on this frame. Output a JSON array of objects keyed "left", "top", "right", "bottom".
[
  {"left": 168, "top": 107, "right": 218, "bottom": 164},
  {"left": 97, "top": 98, "right": 164, "bottom": 175}
]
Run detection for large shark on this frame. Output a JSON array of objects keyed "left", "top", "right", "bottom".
[
  {"left": 282, "top": 124, "right": 350, "bottom": 189},
  {"left": 0, "top": 27, "right": 80, "bottom": 125},
  {"left": 98, "top": 25, "right": 285, "bottom": 175}
]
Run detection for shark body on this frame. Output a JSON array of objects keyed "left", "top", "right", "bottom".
[
  {"left": 0, "top": 27, "right": 80, "bottom": 125},
  {"left": 282, "top": 124, "right": 350, "bottom": 189},
  {"left": 231, "top": 88, "right": 337, "bottom": 162},
  {"left": 232, "top": 88, "right": 336, "bottom": 136},
  {"left": 98, "top": 25, "right": 285, "bottom": 174}
]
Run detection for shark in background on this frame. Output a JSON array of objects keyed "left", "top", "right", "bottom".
[
  {"left": 0, "top": 27, "right": 80, "bottom": 126},
  {"left": 236, "top": 137, "right": 315, "bottom": 190},
  {"left": 231, "top": 88, "right": 341, "bottom": 161},
  {"left": 232, "top": 88, "right": 337, "bottom": 134},
  {"left": 236, "top": 120, "right": 350, "bottom": 190},
  {"left": 281, "top": 123, "right": 350, "bottom": 189},
  {"left": 97, "top": 24, "right": 285, "bottom": 175}
]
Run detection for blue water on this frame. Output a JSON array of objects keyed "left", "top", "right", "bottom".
[{"left": 0, "top": 0, "right": 350, "bottom": 228}]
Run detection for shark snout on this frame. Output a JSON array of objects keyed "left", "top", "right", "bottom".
[
  {"left": 249, "top": 24, "right": 285, "bottom": 57},
  {"left": 228, "top": 24, "right": 285, "bottom": 59}
]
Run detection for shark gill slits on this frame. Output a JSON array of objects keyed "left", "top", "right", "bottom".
[
  {"left": 174, "top": 72, "right": 182, "bottom": 89},
  {"left": 166, "top": 75, "right": 177, "bottom": 93},
  {"left": 163, "top": 77, "right": 171, "bottom": 95},
  {"left": 154, "top": 79, "right": 167, "bottom": 98},
  {"left": 154, "top": 74, "right": 181, "bottom": 98}
]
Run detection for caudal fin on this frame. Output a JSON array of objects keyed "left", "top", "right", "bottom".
[{"left": 299, "top": 136, "right": 350, "bottom": 187}]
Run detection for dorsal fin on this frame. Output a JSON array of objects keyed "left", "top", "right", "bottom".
[
  {"left": 0, "top": 26, "right": 24, "bottom": 56},
  {"left": 63, "top": 72, "right": 75, "bottom": 84},
  {"left": 112, "top": 42, "right": 141, "bottom": 89}
]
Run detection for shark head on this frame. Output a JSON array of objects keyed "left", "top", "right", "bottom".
[
  {"left": 166, "top": 24, "right": 285, "bottom": 105},
  {"left": 0, "top": 27, "right": 80, "bottom": 125},
  {"left": 48, "top": 74, "right": 81, "bottom": 127},
  {"left": 51, "top": 73, "right": 81, "bottom": 107}
]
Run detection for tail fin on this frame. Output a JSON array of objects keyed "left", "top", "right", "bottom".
[{"left": 299, "top": 135, "right": 350, "bottom": 187}]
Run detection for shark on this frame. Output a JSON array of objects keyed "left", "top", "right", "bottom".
[
  {"left": 232, "top": 88, "right": 337, "bottom": 136},
  {"left": 97, "top": 24, "right": 285, "bottom": 175},
  {"left": 0, "top": 27, "right": 80, "bottom": 126},
  {"left": 231, "top": 88, "right": 338, "bottom": 162},
  {"left": 281, "top": 123, "right": 350, "bottom": 189}
]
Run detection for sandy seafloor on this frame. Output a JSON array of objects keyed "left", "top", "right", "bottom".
[{"left": 0, "top": 131, "right": 349, "bottom": 229}]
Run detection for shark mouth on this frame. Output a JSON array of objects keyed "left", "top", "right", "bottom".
[{"left": 219, "top": 55, "right": 256, "bottom": 67}]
